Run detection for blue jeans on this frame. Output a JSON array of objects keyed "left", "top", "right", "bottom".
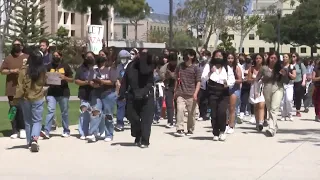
[
  {"left": 116, "top": 100, "right": 126, "bottom": 126},
  {"left": 101, "top": 92, "right": 117, "bottom": 138},
  {"left": 154, "top": 97, "right": 163, "bottom": 121},
  {"left": 90, "top": 92, "right": 117, "bottom": 138},
  {"left": 234, "top": 89, "right": 241, "bottom": 124},
  {"left": 44, "top": 96, "right": 70, "bottom": 135},
  {"left": 20, "top": 99, "right": 44, "bottom": 145},
  {"left": 78, "top": 100, "right": 90, "bottom": 137}
]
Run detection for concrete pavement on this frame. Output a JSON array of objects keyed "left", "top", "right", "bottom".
[{"left": 0, "top": 110, "right": 319, "bottom": 180}]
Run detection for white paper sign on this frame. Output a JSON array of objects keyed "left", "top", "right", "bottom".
[
  {"left": 87, "top": 25, "right": 104, "bottom": 54},
  {"left": 46, "top": 72, "right": 61, "bottom": 85}
]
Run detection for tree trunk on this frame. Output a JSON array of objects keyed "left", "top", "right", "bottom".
[
  {"left": 213, "top": 30, "right": 220, "bottom": 50},
  {"left": 239, "top": 37, "right": 244, "bottom": 53},
  {"left": 203, "top": 24, "right": 213, "bottom": 50},
  {"left": 134, "top": 21, "right": 138, "bottom": 42}
]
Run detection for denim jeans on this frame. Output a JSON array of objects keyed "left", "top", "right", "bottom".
[
  {"left": 101, "top": 92, "right": 117, "bottom": 138},
  {"left": 20, "top": 99, "right": 44, "bottom": 145},
  {"left": 44, "top": 96, "right": 70, "bottom": 135},
  {"left": 90, "top": 92, "right": 117, "bottom": 138},
  {"left": 234, "top": 89, "right": 241, "bottom": 124},
  {"left": 154, "top": 97, "right": 163, "bottom": 121},
  {"left": 116, "top": 100, "right": 126, "bottom": 126},
  {"left": 78, "top": 100, "right": 90, "bottom": 137}
]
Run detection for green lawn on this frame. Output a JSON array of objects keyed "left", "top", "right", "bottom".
[
  {"left": 0, "top": 101, "right": 81, "bottom": 137},
  {"left": 0, "top": 74, "right": 79, "bottom": 96}
]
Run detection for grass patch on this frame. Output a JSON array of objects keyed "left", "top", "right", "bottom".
[
  {"left": 0, "top": 101, "right": 81, "bottom": 137},
  {"left": 0, "top": 73, "right": 79, "bottom": 96}
]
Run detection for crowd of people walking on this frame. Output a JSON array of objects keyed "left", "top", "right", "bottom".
[{"left": 1, "top": 38, "right": 320, "bottom": 152}]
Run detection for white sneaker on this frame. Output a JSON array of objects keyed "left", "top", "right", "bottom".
[
  {"left": 226, "top": 127, "right": 234, "bottom": 134},
  {"left": 280, "top": 117, "right": 285, "bottom": 121},
  {"left": 104, "top": 137, "right": 113, "bottom": 142},
  {"left": 61, "top": 133, "right": 70, "bottom": 138},
  {"left": 219, "top": 133, "right": 227, "bottom": 141},
  {"left": 249, "top": 116, "right": 256, "bottom": 124},
  {"left": 213, "top": 136, "right": 219, "bottom": 141},
  {"left": 86, "top": 135, "right": 96, "bottom": 142},
  {"left": 10, "top": 133, "right": 18, "bottom": 139},
  {"left": 197, "top": 117, "right": 203, "bottom": 121},
  {"left": 245, "top": 111, "right": 250, "bottom": 116},
  {"left": 19, "top": 129, "right": 26, "bottom": 139},
  {"left": 165, "top": 124, "right": 174, "bottom": 128},
  {"left": 100, "top": 132, "right": 106, "bottom": 138},
  {"left": 80, "top": 136, "right": 86, "bottom": 140},
  {"left": 287, "top": 115, "right": 293, "bottom": 121}
]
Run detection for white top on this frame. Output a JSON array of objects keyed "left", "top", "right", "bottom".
[
  {"left": 201, "top": 64, "right": 235, "bottom": 87},
  {"left": 238, "top": 63, "right": 245, "bottom": 79}
]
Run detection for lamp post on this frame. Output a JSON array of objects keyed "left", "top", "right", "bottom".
[
  {"left": 277, "top": 9, "right": 282, "bottom": 52},
  {"left": 169, "top": 0, "right": 173, "bottom": 48}
]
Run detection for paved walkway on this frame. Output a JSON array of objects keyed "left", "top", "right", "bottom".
[
  {"left": 0, "top": 110, "right": 320, "bottom": 180},
  {"left": 0, "top": 96, "right": 79, "bottom": 101}
]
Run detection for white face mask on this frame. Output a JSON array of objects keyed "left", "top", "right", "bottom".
[
  {"left": 121, "top": 59, "right": 127, "bottom": 64},
  {"left": 202, "top": 56, "right": 207, "bottom": 61}
]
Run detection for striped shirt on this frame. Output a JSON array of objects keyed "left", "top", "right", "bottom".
[{"left": 175, "top": 62, "right": 201, "bottom": 97}]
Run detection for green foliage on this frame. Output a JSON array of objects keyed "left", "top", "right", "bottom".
[
  {"left": 217, "top": 30, "right": 236, "bottom": 53},
  {"left": 281, "top": 0, "right": 320, "bottom": 49},
  {"left": 147, "top": 30, "right": 168, "bottom": 43},
  {"left": 7, "top": 0, "right": 48, "bottom": 45},
  {"left": 59, "top": 0, "right": 116, "bottom": 24}
]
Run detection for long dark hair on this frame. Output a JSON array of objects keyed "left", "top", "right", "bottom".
[
  {"left": 27, "top": 50, "right": 46, "bottom": 82},
  {"left": 252, "top": 53, "right": 266, "bottom": 67},
  {"left": 266, "top": 51, "right": 281, "bottom": 82},
  {"left": 226, "top": 52, "right": 237, "bottom": 70}
]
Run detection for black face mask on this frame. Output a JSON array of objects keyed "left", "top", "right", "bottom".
[
  {"left": 12, "top": 44, "right": 21, "bottom": 54},
  {"left": 245, "top": 58, "right": 252, "bottom": 64},
  {"left": 213, "top": 58, "right": 224, "bottom": 65},
  {"left": 239, "top": 58, "right": 245, "bottom": 64},
  {"left": 52, "top": 57, "right": 61, "bottom": 64},
  {"left": 95, "top": 57, "right": 106, "bottom": 66},
  {"left": 85, "top": 57, "right": 95, "bottom": 65}
]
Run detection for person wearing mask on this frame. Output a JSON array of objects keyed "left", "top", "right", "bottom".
[
  {"left": 174, "top": 49, "right": 201, "bottom": 137},
  {"left": 160, "top": 53, "right": 178, "bottom": 128},
  {"left": 226, "top": 52, "right": 242, "bottom": 134},
  {"left": 86, "top": 55, "right": 118, "bottom": 142},
  {"left": 74, "top": 52, "right": 95, "bottom": 140},
  {"left": 130, "top": 48, "right": 139, "bottom": 61},
  {"left": 248, "top": 53, "right": 266, "bottom": 131},
  {"left": 0, "top": 39, "right": 28, "bottom": 139},
  {"left": 292, "top": 52, "right": 307, "bottom": 117},
  {"left": 239, "top": 55, "right": 254, "bottom": 123},
  {"left": 255, "top": 51, "right": 287, "bottom": 137},
  {"left": 280, "top": 53, "right": 296, "bottom": 121},
  {"left": 197, "top": 50, "right": 211, "bottom": 121},
  {"left": 303, "top": 58, "right": 314, "bottom": 113},
  {"left": 40, "top": 51, "right": 73, "bottom": 139},
  {"left": 12, "top": 49, "right": 47, "bottom": 152},
  {"left": 39, "top": 39, "right": 57, "bottom": 130},
  {"left": 312, "top": 60, "right": 320, "bottom": 122},
  {"left": 118, "top": 52, "right": 155, "bottom": 148},
  {"left": 114, "top": 50, "right": 132, "bottom": 131},
  {"left": 201, "top": 50, "right": 235, "bottom": 141}
]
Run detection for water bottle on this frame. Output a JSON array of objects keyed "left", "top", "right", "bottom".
[{"left": 8, "top": 106, "right": 17, "bottom": 121}]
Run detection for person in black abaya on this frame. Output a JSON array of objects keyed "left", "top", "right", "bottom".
[{"left": 118, "top": 51, "right": 155, "bottom": 148}]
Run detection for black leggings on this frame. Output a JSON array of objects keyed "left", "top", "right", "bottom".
[
  {"left": 240, "top": 87, "right": 254, "bottom": 114},
  {"left": 8, "top": 96, "right": 25, "bottom": 133},
  {"left": 294, "top": 81, "right": 305, "bottom": 111},
  {"left": 198, "top": 89, "right": 208, "bottom": 119}
]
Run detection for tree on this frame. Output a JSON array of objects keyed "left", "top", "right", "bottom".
[
  {"left": 59, "top": 0, "right": 115, "bottom": 25},
  {"left": 217, "top": 30, "right": 236, "bottom": 53},
  {"left": 176, "top": 0, "right": 231, "bottom": 53},
  {"left": 230, "top": 0, "right": 261, "bottom": 52},
  {"left": 0, "top": 0, "right": 22, "bottom": 61},
  {"left": 147, "top": 30, "right": 168, "bottom": 43},
  {"left": 115, "top": 0, "right": 152, "bottom": 42},
  {"left": 7, "top": 0, "right": 48, "bottom": 45},
  {"left": 280, "top": 0, "right": 320, "bottom": 56}
]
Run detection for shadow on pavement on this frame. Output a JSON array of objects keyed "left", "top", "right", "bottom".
[
  {"left": 110, "top": 142, "right": 137, "bottom": 147},
  {"left": 189, "top": 136, "right": 212, "bottom": 141},
  {"left": 0, "top": 130, "right": 12, "bottom": 137},
  {"left": 164, "top": 132, "right": 182, "bottom": 137},
  {"left": 6, "top": 145, "right": 28, "bottom": 150},
  {"left": 299, "top": 119, "right": 317, "bottom": 122},
  {"left": 277, "top": 128, "right": 320, "bottom": 135}
]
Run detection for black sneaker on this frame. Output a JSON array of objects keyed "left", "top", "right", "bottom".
[
  {"left": 257, "top": 124, "right": 263, "bottom": 132},
  {"left": 134, "top": 137, "right": 141, "bottom": 146},
  {"left": 115, "top": 124, "right": 124, "bottom": 132},
  {"left": 304, "top": 108, "right": 309, "bottom": 113},
  {"left": 174, "top": 130, "right": 185, "bottom": 137},
  {"left": 30, "top": 139, "right": 39, "bottom": 152},
  {"left": 186, "top": 130, "right": 193, "bottom": 136},
  {"left": 140, "top": 144, "right": 149, "bottom": 148}
]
